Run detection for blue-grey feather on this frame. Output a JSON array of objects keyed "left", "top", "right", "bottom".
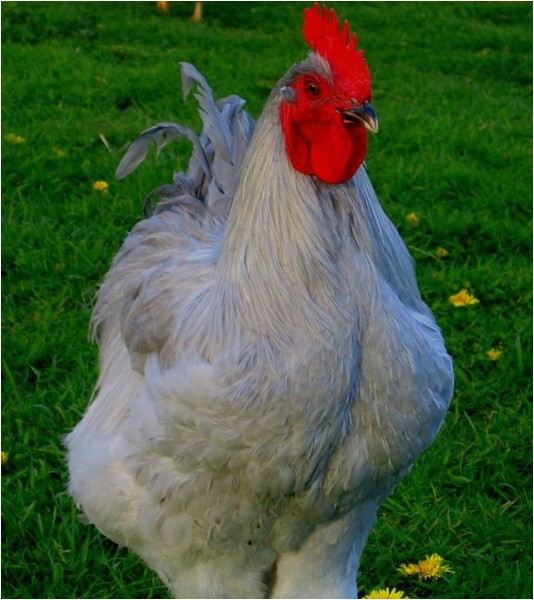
[
  {"left": 115, "top": 121, "right": 208, "bottom": 180},
  {"left": 67, "top": 58, "right": 453, "bottom": 600}
]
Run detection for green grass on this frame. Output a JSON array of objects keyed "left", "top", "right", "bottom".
[{"left": 2, "top": 2, "right": 532, "bottom": 598}]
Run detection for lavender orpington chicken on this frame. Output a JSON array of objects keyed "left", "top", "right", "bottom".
[{"left": 67, "top": 5, "right": 453, "bottom": 598}]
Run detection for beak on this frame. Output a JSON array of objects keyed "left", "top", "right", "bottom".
[{"left": 340, "top": 102, "right": 379, "bottom": 133}]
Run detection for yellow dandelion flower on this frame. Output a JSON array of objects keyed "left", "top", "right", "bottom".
[
  {"left": 157, "top": 1, "right": 170, "bottom": 12},
  {"left": 486, "top": 348, "right": 503, "bottom": 361},
  {"left": 5, "top": 133, "right": 26, "bottom": 144},
  {"left": 449, "top": 289, "right": 479, "bottom": 307},
  {"left": 435, "top": 247, "right": 449, "bottom": 258},
  {"left": 405, "top": 212, "right": 419, "bottom": 226},
  {"left": 363, "top": 587, "right": 409, "bottom": 599},
  {"left": 1, "top": 451, "right": 8, "bottom": 465},
  {"left": 93, "top": 180, "right": 109, "bottom": 193},
  {"left": 398, "top": 553, "right": 453, "bottom": 580}
]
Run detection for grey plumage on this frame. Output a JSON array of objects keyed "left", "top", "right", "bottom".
[
  {"left": 117, "top": 63, "right": 254, "bottom": 220},
  {"left": 66, "top": 55, "right": 453, "bottom": 599}
]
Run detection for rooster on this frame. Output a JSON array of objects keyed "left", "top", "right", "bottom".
[{"left": 66, "top": 5, "right": 453, "bottom": 598}]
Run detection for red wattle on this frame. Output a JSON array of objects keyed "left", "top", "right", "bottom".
[{"left": 281, "top": 104, "right": 368, "bottom": 185}]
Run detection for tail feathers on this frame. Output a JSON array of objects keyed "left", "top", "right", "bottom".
[
  {"left": 115, "top": 122, "right": 209, "bottom": 180},
  {"left": 181, "top": 62, "right": 233, "bottom": 164},
  {"left": 195, "top": 92, "right": 255, "bottom": 217},
  {"left": 180, "top": 62, "right": 255, "bottom": 216},
  {"left": 116, "top": 62, "right": 255, "bottom": 219},
  {"left": 214, "top": 94, "right": 255, "bottom": 186}
]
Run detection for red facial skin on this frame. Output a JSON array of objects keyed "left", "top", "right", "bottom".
[{"left": 281, "top": 73, "right": 369, "bottom": 185}]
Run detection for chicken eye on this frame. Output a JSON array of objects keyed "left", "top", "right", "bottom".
[{"left": 305, "top": 81, "right": 320, "bottom": 96}]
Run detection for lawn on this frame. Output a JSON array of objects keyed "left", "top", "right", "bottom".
[{"left": 1, "top": 1, "right": 532, "bottom": 598}]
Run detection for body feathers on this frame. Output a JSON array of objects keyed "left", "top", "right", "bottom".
[{"left": 67, "top": 19, "right": 453, "bottom": 599}]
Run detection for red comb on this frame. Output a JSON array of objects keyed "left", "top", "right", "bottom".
[
  {"left": 303, "top": 3, "right": 357, "bottom": 56},
  {"left": 303, "top": 4, "right": 370, "bottom": 97}
]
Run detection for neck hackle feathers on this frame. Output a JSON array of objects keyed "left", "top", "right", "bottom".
[{"left": 303, "top": 3, "right": 371, "bottom": 97}]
